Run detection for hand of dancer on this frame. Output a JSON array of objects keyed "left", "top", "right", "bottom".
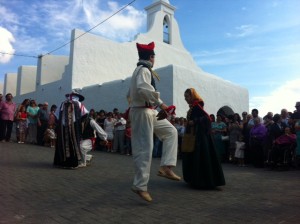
[{"left": 156, "top": 109, "right": 168, "bottom": 120}]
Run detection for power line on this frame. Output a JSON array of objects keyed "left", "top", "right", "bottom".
[
  {"left": 0, "top": 52, "right": 38, "bottom": 58},
  {"left": 44, "top": 0, "right": 137, "bottom": 56},
  {"left": 0, "top": 0, "right": 137, "bottom": 59}
]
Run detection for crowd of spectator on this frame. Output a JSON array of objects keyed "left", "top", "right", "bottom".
[
  {"left": 208, "top": 106, "right": 300, "bottom": 169},
  {"left": 155, "top": 104, "right": 300, "bottom": 170},
  {"left": 0, "top": 94, "right": 132, "bottom": 156},
  {"left": 0, "top": 93, "right": 299, "bottom": 169},
  {"left": 154, "top": 104, "right": 300, "bottom": 170}
]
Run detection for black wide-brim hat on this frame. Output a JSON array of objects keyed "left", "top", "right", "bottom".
[{"left": 65, "top": 90, "right": 85, "bottom": 102}]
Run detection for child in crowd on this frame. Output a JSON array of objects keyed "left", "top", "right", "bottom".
[
  {"left": 44, "top": 124, "right": 57, "bottom": 148},
  {"left": 16, "top": 105, "right": 27, "bottom": 143},
  {"left": 235, "top": 136, "right": 246, "bottom": 167}
]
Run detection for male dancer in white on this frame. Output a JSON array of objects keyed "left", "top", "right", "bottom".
[
  {"left": 128, "top": 42, "right": 181, "bottom": 202},
  {"left": 79, "top": 115, "right": 108, "bottom": 167}
]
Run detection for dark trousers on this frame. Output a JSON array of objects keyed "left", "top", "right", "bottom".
[
  {"left": 37, "top": 120, "right": 48, "bottom": 145},
  {"left": 272, "top": 144, "right": 292, "bottom": 164},
  {"left": 113, "top": 130, "right": 125, "bottom": 153},
  {"left": 0, "top": 119, "right": 14, "bottom": 141},
  {"left": 250, "top": 137, "right": 265, "bottom": 168}
]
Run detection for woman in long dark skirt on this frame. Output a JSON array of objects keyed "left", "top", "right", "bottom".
[
  {"left": 182, "top": 88, "right": 225, "bottom": 189},
  {"left": 53, "top": 91, "right": 88, "bottom": 169}
]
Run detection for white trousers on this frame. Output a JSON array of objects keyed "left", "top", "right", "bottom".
[
  {"left": 130, "top": 108, "right": 178, "bottom": 191},
  {"left": 80, "top": 139, "right": 93, "bottom": 165}
]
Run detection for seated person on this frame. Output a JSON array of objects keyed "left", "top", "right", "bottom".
[
  {"left": 272, "top": 127, "right": 296, "bottom": 165},
  {"left": 274, "top": 127, "right": 296, "bottom": 145}
]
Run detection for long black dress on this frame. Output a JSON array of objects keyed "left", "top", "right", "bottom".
[
  {"left": 53, "top": 100, "right": 83, "bottom": 168},
  {"left": 182, "top": 103, "right": 225, "bottom": 189}
]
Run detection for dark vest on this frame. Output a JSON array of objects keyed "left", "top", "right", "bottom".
[
  {"left": 82, "top": 118, "right": 94, "bottom": 140},
  {"left": 137, "top": 62, "right": 156, "bottom": 90}
]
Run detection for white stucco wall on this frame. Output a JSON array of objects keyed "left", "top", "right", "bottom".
[
  {"left": 70, "top": 24, "right": 202, "bottom": 90},
  {"left": 14, "top": 56, "right": 71, "bottom": 106},
  {"left": 37, "top": 55, "right": 69, "bottom": 85},
  {"left": 69, "top": 29, "right": 136, "bottom": 89},
  {"left": 4, "top": 73, "right": 17, "bottom": 96},
  {"left": 13, "top": 80, "right": 69, "bottom": 107},
  {"left": 77, "top": 68, "right": 173, "bottom": 115},
  {"left": 76, "top": 63, "right": 248, "bottom": 118},
  {"left": 3, "top": 0, "right": 249, "bottom": 114},
  {"left": 147, "top": 65, "right": 249, "bottom": 117},
  {"left": 80, "top": 80, "right": 130, "bottom": 113},
  {"left": 171, "top": 65, "right": 249, "bottom": 116},
  {"left": 69, "top": 1, "right": 201, "bottom": 90},
  {"left": 33, "top": 59, "right": 72, "bottom": 106},
  {"left": 17, "top": 66, "right": 37, "bottom": 96}
]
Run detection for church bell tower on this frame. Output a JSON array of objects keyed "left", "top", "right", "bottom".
[{"left": 144, "top": 0, "right": 185, "bottom": 50}]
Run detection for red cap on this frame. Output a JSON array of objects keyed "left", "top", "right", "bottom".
[{"left": 136, "top": 42, "right": 155, "bottom": 53}]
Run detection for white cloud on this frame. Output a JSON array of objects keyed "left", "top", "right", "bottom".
[
  {"left": 250, "top": 78, "right": 300, "bottom": 116},
  {"left": 0, "top": 0, "right": 146, "bottom": 57},
  {"left": 226, "top": 24, "right": 257, "bottom": 38},
  {"left": 82, "top": 1, "right": 146, "bottom": 41},
  {"left": 0, "top": 27, "right": 15, "bottom": 63},
  {"left": 193, "top": 48, "right": 239, "bottom": 58},
  {"left": 271, "top": 1, "right": 279, "bottom": 7},
  {"left": 0, "top": 5, "right": 19, "bottom": 25},
  {"left": 192, "top": 44, "right": 300, "bottom": 67},
  {"left": 29, "top": 0, "right": 146, "bottom": 42}
]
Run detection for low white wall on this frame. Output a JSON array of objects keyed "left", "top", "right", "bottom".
[
  {"left": 37, "top": 55, "right": 69, "bottom": 85},
  {"left": 4, "top": 73, "right": 17, "bottom": 96},
  {"left": 171, "top": 65, "right": 249, "bottom": 116},
  {"left": 17, "top": 66, "right": 37, "bottom": 96},
  {"left": 13, "top": 79, "right": 72, "bottom": 108},
  {"left": 14, "top": 57, "right": 72, "bottom": 107},
  {"left": 0, "top": 83, "right": 3, "bottom": 94}
]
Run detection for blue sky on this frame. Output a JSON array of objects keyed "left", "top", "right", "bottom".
[{"left": 0, "top": 0, "right": 299, "bottom": 116}]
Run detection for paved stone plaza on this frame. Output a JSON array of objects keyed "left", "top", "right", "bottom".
[{"left": 0, "top": 142, "right": 299, "bottom": 224}]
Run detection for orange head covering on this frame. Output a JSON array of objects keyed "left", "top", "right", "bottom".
[
  {"left": 187, "top": 88, "right": 210, "bottom": 121},
  {"left": 189, "top": 88, "right": 204, "bottom": 104}
]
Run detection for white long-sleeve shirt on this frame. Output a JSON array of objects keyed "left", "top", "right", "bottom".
[
  {"left": 128, "top": 64, "right": 163, "bottom": 108},
  {"left": 114, "top": 117, "right": 127, "bottom": 131},
  {"left": 90, "top": 118, "right": 107, "bottom": 141}
]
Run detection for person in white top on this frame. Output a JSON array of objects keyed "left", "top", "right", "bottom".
[
  {"left": 113, "top": 112, "right": 127, "bottom": 154},
  {"left": 79, "top": 114, "right": 108, "bottom": 167},
  {"left": 104, "top": 112, "right": 116, "bottom": 152},
  {"left": 127, "top": 41, "right": 180, "bottom": 202}
]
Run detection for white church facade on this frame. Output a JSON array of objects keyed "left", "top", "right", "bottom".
[{"left": 2, "top": 0, "right": 248, "bottom": 117}]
